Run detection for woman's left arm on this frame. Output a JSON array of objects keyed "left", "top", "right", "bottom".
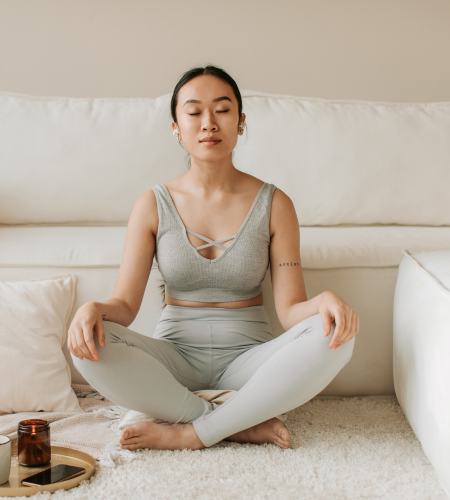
[{"left": 269, "top": 188, "right": 359, "bottom": 349}]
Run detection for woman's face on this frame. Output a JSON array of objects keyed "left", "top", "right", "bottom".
[{"left": 172, "top": 74, "right": 245, "bottom": 163}]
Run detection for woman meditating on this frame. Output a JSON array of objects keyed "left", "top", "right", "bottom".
[{"left": 68, "top": 65, "right": 359, "bottom": 451}]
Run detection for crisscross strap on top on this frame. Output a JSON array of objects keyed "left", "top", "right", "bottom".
[
  {"left": 152, "top": 181, "right": 277, "bottom": 302},
  {"left": 186, "top": 228, "right": 236, "bottom": 251}
]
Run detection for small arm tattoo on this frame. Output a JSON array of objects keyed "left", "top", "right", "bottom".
[{"left": 279, "top": 262, "right": 300, "bottom": 266}]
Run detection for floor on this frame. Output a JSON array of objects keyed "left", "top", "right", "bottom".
[{"left": 18, "top": 395, "right": 447, "bottom": 500}]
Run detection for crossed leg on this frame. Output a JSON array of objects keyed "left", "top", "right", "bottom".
[
  {"left": 71, "top": 313, "right": 354, "bottom": 450},
  {"left": 190, "top": 312, "right": 355, "bottom": 447},
  {"left": 71, "top": 322, "right": 218, "bottom": 424},
  {"left": 71, "top": 320, "right": 286, "bottom": 450}
]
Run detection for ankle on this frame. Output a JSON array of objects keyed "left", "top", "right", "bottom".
[{"left": 182, "top": 423, "right": 205, "bottom": 450}]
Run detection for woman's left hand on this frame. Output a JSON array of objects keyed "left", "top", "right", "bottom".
[{"left": 318, "top": 291, "right": 360, "bottom": 349}]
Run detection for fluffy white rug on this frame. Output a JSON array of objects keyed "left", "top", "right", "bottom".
[{"left": 14, "top": 396, "right": 447, "bottom": 500}]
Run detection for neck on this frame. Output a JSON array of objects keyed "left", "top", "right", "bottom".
[{"left": 186, "top": 156, "right": 245, "bottom": 194}]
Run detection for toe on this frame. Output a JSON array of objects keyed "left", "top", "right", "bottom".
[
  {"left": 121, "top": 443, "right": 139, "bottom": 451},
  {"left": 121, "top": 436, "right": 139, "bottom": 445},
  {"left": 276, "top": 435, "right": 290, "bottom": 448},
  {"left": 277, "top": 425, "right": 290, "bottom": 442},
  {"left": 275, "top": 431, "right": 290, "bottom": 448},
  {"left": 121, "top": 425, "right": 138, "bottom": 440},
  {"left": 120, "top": 437, "right": 141, "bottom": 449}
]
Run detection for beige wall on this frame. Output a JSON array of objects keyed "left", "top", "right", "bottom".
[{"left": 0, "top": 0, "right": 449, "bottom": 102}]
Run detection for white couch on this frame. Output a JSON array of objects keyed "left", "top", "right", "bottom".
[
  {"left": 394, "top": 249, "right": 450, "bottom": 497},
  {"left": 1, "top": 89, "right": 450, "bottom": 395}
]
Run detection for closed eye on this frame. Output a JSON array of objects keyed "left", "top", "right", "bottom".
[{"left": 188, "top": 110, "right": 229, "bottom": 116}]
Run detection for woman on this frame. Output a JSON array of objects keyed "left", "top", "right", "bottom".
[{"left": 68, "top": 65, "right": 359, "bottom": 452}]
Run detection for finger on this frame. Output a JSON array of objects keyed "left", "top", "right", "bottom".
[
  {"left": 67, "top": 332, "right": 84, "bottom": 360},
  {"left": 75, "top": 338, "right": 93, "bottom": 361},
  {"left": 67, "top": 338, "right": 76, "bottom": 359},
  {"left": 70, "top": 342, "right": 85, "bottom": 360},
  {"left": 95, "top": 318, "right": 106, "bottom": 348},
  {"left": 330, "top": 312, "right": 346, "bottom": 348},
  {"left": 337, "top": 311, "right": 353, "bottom": 347},
  {"left": 322, "top": 311, "right": 333, "bottom": 337},
  {"left": 75, "top": 328, "right": 95, "bottom": 360},
  {"left": 337, "top": 313, "right": 357, "bottom": 347},
  {"left": 79, "top": 321, "right": 99, "bottom": 360},
  {"left": 83, "top": 328, "right": 99, "bottom": 361}
]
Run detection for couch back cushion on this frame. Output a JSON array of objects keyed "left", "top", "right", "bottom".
[{"left": 1, "top": 90, "right": 449, "bottom": 225}]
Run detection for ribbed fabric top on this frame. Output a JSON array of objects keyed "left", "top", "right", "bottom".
[{"left": 152, "top": 182, "right": 277, "bottom": 302}]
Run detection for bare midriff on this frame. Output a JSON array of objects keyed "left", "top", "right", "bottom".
[{"left": 165, "top": 290, "right": 264, "bottom": 309}]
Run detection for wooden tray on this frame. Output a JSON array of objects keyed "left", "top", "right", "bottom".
[{"left": 0, "top": 445, "right": 96, "bottom": 497}]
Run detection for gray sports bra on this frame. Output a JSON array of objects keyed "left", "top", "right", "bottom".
[{"left": 152, "top": 182, "right": 277, "bottom": 303}]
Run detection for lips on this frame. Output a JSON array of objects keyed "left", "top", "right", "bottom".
[{"left": 200, "top": 138, "right": 221, "bottom": 143}]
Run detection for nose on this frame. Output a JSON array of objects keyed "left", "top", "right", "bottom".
[{"left": 201, "top": 110, "right": 218, "bottom": 131}]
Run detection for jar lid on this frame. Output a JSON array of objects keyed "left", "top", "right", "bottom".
[{"left": 18, "top": 419, "right": 49, "bottom": 432}]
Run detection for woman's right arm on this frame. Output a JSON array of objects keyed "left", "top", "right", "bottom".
[{"left": 68, "top": 189, "right": 159, "bottom": 362}]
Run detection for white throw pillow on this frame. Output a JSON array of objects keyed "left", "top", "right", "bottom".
[{"left": 0, "top": 274, "right": 81, "bottom": 414}]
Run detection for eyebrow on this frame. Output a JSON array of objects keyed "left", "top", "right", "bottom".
[{"left": 183, "top": 96, "right": 232, "bottom": 106}]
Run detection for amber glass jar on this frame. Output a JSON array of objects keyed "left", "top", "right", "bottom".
[{"left": 17, "top": 419, "right": 51, "bottom": 467}]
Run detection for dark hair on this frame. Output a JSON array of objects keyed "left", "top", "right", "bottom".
[
  {"left": 171, "top": 64, "right": 243, "bottom": 125},
  {"left": 158, "top": 65, "right": 245, "bottom": 308}
]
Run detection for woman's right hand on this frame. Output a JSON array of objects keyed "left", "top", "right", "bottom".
[{"left": 67, "top": 302, "right": 106, "bottom": 362}]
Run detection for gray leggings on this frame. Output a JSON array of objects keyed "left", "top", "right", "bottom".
[{"left": 72, "top": 305, "right": 354, "bottom": 448}]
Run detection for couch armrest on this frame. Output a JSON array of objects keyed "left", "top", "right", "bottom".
[{"left": 393, "top": 249, "right": 450, "bottom": 498}]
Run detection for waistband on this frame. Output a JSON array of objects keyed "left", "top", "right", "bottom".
[{"left": 158, "top": 304, "right": 270, "bottom": 323}]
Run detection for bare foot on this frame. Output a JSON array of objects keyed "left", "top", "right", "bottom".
[
  {"left": 225, "top": 417, "right": 290, "bottom": 449},
  {"left": 120, "top": 418, "right": 290, "bottom": 451},
  {"left": 120, "top": 421, "right": 205, "bottom": 451}
]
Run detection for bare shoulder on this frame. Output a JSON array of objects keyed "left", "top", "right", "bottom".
[
  {"left": 132, "top": 188, "right": 159, "bottom": 238},
  {"left": 269, "top": 187, "right": 297, "bottom": 238},
  {"left": 271, "top": 186, "right": 293, "bottom": 207}
]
